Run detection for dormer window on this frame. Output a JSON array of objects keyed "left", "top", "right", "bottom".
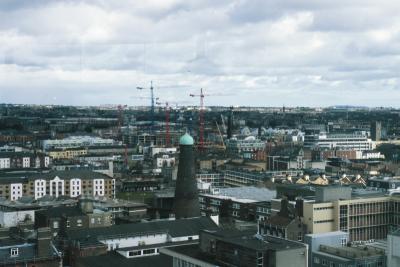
[{"left": 10, "top": 248, "right": 18, "bottom": 257}]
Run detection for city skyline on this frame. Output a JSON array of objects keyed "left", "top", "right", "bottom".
[{"left": 0, "top": 1, "right": 399, "bottom": 107}]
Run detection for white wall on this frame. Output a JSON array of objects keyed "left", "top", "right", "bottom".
[
  {"left": 70, "top": 178, "right": 82, "bottom": 197},
  {"left": 34, "top": 179, "right": 47, "bottom": 199},
  {"left": 10, "top": 183, "right": 23, "bottom": 201},
  {"left": 388, "top": 234, "right": 400, "bottom": 267},
  {"left": 93, "top": 179, "right": 105, "bottom": 196},
  {"left": 0, "top": 210, "right": 35, "bottom": 227},
  {"left": 101, "top": 233, "right": 169, "bottom": 251},
  {"left": 0, "top": 158, "right": 10, "bottom": 169}
]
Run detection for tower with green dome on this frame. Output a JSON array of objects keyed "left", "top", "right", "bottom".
[{"left": 172, "top": 133, "right": 200, "bottom": 219}]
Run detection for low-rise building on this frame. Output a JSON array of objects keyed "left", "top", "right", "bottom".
[
  {"left": 35, "top": 199, "right": 112, "bottom": 237},
  {"left": 42, "top": 136, "right": 119, "bottom": 151},
  {"left": 199, "top": 186, "right": 275, "bottom": 222},
  {"left": 48, "top": 147, "right": 88, "bottom": 160},
  {"left": 312, "top": 244, "right": 386, "bottom": 267},
  {"left": 0, "top": 227, "right": 62, "bottom": 266},
  {"left": 0, "top": 152, "right": 50, "bottom": 169},
  {"left": 67, "top": 217, "right": 219, "bottom": 266},
  {"left": 160, "top": 228, "right": 308, "bottom": 267},
  {"left": 0, "top": 170, "right": 115, "bottom": 201}
]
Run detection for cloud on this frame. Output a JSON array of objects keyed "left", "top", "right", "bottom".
[{"left": 0, "top": 1, "right": 399, "bottom": 107}]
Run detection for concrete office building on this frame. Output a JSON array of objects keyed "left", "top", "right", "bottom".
[
  {"left": 312, "top": 244, "right": 386, "bottom": 267},
  {"left": 304, "top": 131, "right": 374, "bottom": 151},
  {"left": 172, "top": 133, "right": 200, "bottom": 219},
  {"left": 304, "top": 231, "right": 349, "bottom": 267},
  {"left": 302, "top": 187, "right": 400, "bottom": 241},
  {"left": 371, "top": 121, "right": 382, "bottom": 141}
]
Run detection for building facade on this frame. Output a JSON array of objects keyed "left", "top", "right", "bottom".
[{"left": 0, "top": 170, "right": 115, "bottom": 201}]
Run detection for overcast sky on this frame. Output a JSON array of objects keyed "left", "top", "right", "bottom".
[{"left": 0, "top": 0, "right": 399, "bottom": 107}]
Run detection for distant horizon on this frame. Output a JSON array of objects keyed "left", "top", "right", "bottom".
[{"left": 0, "top": 102, "right": 397, "bottom": 110}]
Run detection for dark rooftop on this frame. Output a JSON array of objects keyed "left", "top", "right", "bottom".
[{"left": 77, "top": 253, "right": 171, "bottom": 267}]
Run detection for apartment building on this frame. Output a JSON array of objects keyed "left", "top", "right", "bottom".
[
  {"left": 302, "top": 187, "right": 400, "bottom": 241},
  {"left": 48, "top": 147, "right": 88, "bottom": 160},
  {"left": 0, "top": 170, "right": 115, "bottom": 201},
  {"left": 304, "top": 131, "right": 374, "bottom": 151},
  {"left": 0, "top": 152, "right": 50, "bottom": 169},
  {"left": 42, "top": 136, "right": 119, "bottom": 151}
]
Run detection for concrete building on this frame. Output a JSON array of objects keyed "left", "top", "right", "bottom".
[
  {"left": 0, "top": 170, "right": 115, "bottom": 201},
  {"left": 42, "top": 136, "right": 119, "bottom": 151},
  {"left": 302, "top": 187, "right": 400, "bottom": 241},
  {"left": 304, "top": 231, "right": 349, "bottom": 267},
  {"left": 312, "top": 244, "right": 386, "bottom": 267},
  {"left": 304, "top": 131, "right": 374, "bottom": 151},
  {"left": 0, "top": 152, "right": 50, "bottom": 169},
  {"left": 226, "top": 137, "right": 266, "bottom": 160},
  {"left": 199, "top": 186, "right": 275, "bottom": 222},
  {"left": 160, "top": 228, "right": 308, "bottom": 267},
  {"left": 35, "top": 199, "right": 112, "bottom": 237},
  {"left": 223, "top": 169, "right": 302, "bottom": 187},
  {"left": 371, "top": 121, "right": 382, "bottom": 141},
  {"left": 388, "top": 229, "right": 400, "bottom": 267},
  {"left": 0, "top": 227, "right": 62, "bottom": 266},
  {"left": 67, "top": 217, "right": 218, "bottom": 266},
  {"left": 48, "top": 147, "right": 88, "bottom": 160},
  {"left": 367, "top": 176, "right": 400, "bottom": 192}
]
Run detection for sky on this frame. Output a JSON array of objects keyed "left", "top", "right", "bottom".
[{"left": 0, "top": 0, "right": 399, "bottom": 107}]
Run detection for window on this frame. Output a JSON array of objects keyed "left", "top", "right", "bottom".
[
  {"left": 297, "top": 232, "right": 303, "bottom": 241},
  {"left": 10, "top": 248, "right": 18, "bottom": 257},
  {"left": 143, "top": 249, "right": 155, "bottom": 255},
  {"left": 128, "top": 251, "right": 141, "bottom": 257},
  {"left": 77, "top": 219, "right": 82, "bottom": 227},
  {"left": 53, "top": 221, "right": 59, "bottom": 229}
]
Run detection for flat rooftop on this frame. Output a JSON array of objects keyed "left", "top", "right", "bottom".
[{"left": 202, "top": 186, "right": 276, "bottom": 203}]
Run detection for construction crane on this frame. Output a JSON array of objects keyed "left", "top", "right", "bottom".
[
  {"left": 215, "top": 121, "right": 226, "bottom": 150},
  {"left": 189, "top": 89, "right": 227, "bottom": 150},
  {"left": 190, "top": 88, "right": 207, "bottom": 150},
  {"left": 136, "top": 81, "right": 157, "bottom": 133}
]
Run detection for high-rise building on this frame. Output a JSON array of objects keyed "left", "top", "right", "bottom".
[
  {"left": 173, "top": 133, "right": 200, "bottom": 219},
  {"left": 371, "top": 121, "right": 382, "bottom": 141}
]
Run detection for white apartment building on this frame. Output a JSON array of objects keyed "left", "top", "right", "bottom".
[
  {"left": 42, "top": 136, "right": 119, "bottom": 151},
  {"left": 0, "top": 158, "right": 10, "bottom": 169},
  {"left": 0, "top": 170, "right": 115, "bottom": 201},
  {"left": 304, "top": 132, "right": 374, "bottom": 151}
]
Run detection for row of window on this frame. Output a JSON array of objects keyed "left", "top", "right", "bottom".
[{"left": 314, "top": 219, "right": 334, "bottom": 224}]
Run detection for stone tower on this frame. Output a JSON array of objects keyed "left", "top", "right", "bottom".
[{"left": 172, "top": 133, "right": 200, "bottom": 219}]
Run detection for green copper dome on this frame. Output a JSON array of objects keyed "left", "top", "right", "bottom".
[{"left": 179, "top": 133, "right": 194, "bottom": 145}]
